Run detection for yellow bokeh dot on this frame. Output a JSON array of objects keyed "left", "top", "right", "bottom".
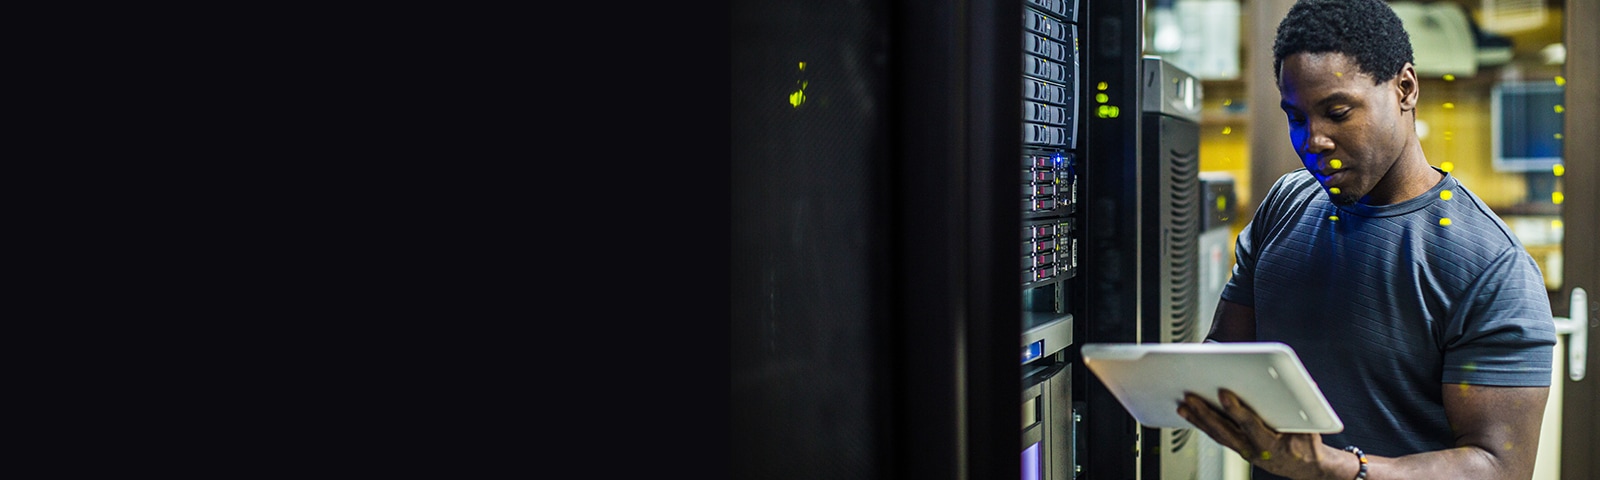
[
  {"left": 1440, "top": 190, "right": 1453, "bottom": 200},
  {"left": 1330, "top": 215, "right": 1339, "bottom": 221},
  {"left": 1097, "top": 81, "right": 1108, "bottom": 91},
  {"left": 1223, "top": 99, "right": 1233, "bottom": 106},
  {"left": 1096, "top": 93, "right": 1109, "bottom": 103},
  {"left": 1553, "top": 164, "right": 1565, "bottom": 176},
  {"left": 1443, "top": 102, "right": 1455, "bottom": 109},
  {"left": 1443, "top": 74, "right": 1456, "bottom": 81},
  {"left": 1441, "top": 161, "right": 1455, "bottom": 172},
  {"left": 1330, "top": 187, "right": 1342, "bottom": 194},
  {"left": 1553, "top": 220, "right": 1564, "bottom": 229},
  {"left": 1555, "top": 133, "right": 1564, "bottom": 140},
  {"left": 1439, "top": 218, "right": 1452, "bottom": 226},
  {"left": 1330, "top": 159, "right": 1343, "bottom": 169},
  {"left": 1555, "top": 76, "right": 1566, "bottom": 86},
  {"left": 1222, "top": 126, "right": 1232, "bottom": 135},
  {"left": 1553, "top": 192, "right": 1565, "bottom": 204},
  {"left": 1554, "top": 105, "right": 1565, "bottom": 113}
]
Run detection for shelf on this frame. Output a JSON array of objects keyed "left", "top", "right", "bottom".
[{"left": 1021, "top": 312, "right": 1074, "bottom": 365}]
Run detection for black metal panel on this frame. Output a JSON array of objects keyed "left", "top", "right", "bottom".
[
  {"left": 733, "top": 0, "right": 1021, "bottom": 479},
  {"left": 731, "top": 0, "right": 891, "bottom": 478},
  {"left": 1077, "top": 0, "right": 1144, "bottom": 479},
  {"left": 942, "top": 1, "right": 1025, "bottom": 479}
]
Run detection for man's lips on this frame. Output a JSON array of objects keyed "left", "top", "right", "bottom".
[{"left": 1316, "top": 169, "right": 1347, "bottom": 190}]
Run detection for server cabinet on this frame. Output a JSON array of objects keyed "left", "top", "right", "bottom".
[
  {"left": 734, "top": 0, "right": 1153, "bottom": 479},
  {"left": 1194, "top": 172, "right": 1238, "bottom": 480},
  {"left": 1075, "top": 1, "right": 1146, "bottom": 479},
  {"left": 731, "top": 1, "right": 895, "bottom": 477},
  {"left": 1138, "top": 55, "right": 1204, "bottom": 480},
  {"left": 733, "top": 0, "right": 1022, "bottom": 479},
  {"left": 1019, "top": 2, "right": 1081, "bottom": 479},
  {"left": 1196, "top": 172, "right": 1237, "bottom": 341}
]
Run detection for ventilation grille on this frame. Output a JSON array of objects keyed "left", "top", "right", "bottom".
[
  {"left": 1169, "top": 425, "right": 1193, "bottom": 453},
  {"left": 1166, "top": 146, "right": 1200, "bottom": 344}
]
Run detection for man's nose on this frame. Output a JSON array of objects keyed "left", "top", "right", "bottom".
[{"left": 1303, "top": 129, "right": 1334, "bottom": 154}]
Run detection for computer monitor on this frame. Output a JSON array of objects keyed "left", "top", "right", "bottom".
[{"left": 1491, "top": 80, "right": 1564, "bottom": 173}]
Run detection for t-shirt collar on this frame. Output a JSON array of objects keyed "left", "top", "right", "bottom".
[{"left": 1338, "top": 167, "right": 1455, "bottom": 218}]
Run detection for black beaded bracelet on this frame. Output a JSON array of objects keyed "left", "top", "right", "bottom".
[{"left": 1343, "top": 445, "right": 1369, "bottom": 480}]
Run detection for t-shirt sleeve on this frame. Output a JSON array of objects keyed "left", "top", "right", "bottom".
[
  {"left": 1440, "top": 246, "right": 1558, "bottom": 386},
  {"left": 1220, "top": 221, "right": 1256, "bottom": 307},
  {"left": 1219, "top": 173, "right": 1298, "bottom": 308}
]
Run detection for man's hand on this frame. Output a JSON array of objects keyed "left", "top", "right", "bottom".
[{"left": 1176, "top": 389, "right": 1347, "bottom": 480}]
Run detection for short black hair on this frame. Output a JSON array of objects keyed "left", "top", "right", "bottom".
[{"left": 1273, "top": 0, "right": 1414, "bottom": 84}]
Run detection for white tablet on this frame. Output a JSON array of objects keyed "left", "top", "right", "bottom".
[{"left": 1080, "top": 342, "right": 1343, "bottom": 433}]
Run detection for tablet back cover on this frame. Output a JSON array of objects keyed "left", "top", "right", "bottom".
[{"left": 1080, "top": 342, "right": 1343, "bottom": 433}]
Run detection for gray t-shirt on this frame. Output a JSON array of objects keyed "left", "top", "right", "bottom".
[{"left": 1220, "top": 168, "right": 1554, "bottom": 476}]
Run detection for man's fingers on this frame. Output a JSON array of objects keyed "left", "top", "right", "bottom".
[
  {"left": 1178, "top": 393, "right": 1252, "bottom": 453},
  {"left": 1217, "top": 389, "right": 1279, "bottom": 448}
]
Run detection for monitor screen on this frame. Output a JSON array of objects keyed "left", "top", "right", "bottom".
[{"left": 1492, "top": 81, "right": 1564, "bottom": 173}]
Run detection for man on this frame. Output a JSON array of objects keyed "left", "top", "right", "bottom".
[{"left": 1174, "top": 1, "right": 1558, "bottom": 479}]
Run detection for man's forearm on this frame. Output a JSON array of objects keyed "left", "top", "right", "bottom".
[{"left": 1304, "top": 443, "right": 1531, "bottom": 480}]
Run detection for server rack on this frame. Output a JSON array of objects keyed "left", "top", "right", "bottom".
[
  {"left": 1138, "top": 55, "right": 1205, "bottom": 480},
  {"left": 1022, "top": 1, "right": 1168, "bottom": 480},
  {"left": 1020, "top": 2, "right": 1177, "bottom": 480},
  {"left": 1194, "top": 171, "right": 1238, "bottom": 480},
  {"left": 734, "top": 0, "right": 1027, "bottom": 478},
  {"left": 1196, "top": 172, "right": 1238, "bottom": 342},
  {"left": 1076, "top": 1, "right": 1147, "bottom": 479},
  {"left": 734, "top": 0, "right": 1157, "bottom": 478},
  {"left": 1020, "top": 1, "right": 1081, "bottom": 479}
]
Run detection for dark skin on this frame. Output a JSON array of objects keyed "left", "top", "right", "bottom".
[
  {"left": 1176, "top": 52, "right": 1550, "bottom": 480},
  {"left": 1279, "top": 52, "right": 1439, "bottom": 205}
]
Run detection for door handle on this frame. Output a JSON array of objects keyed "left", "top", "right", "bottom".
[{"left": 1553, "top": 287, "right": 1588, "bottom": 382}]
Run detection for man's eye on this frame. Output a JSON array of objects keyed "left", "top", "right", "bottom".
[{"left": 1328, "top": 108, "right": 1351, "bottom": 120}]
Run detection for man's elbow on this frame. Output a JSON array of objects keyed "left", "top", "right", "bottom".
[{"left": 1459, "top": 437, "right": 1542, "bottom": 479}]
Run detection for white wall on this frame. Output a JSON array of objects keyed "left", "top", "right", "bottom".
[{"left": 1533, "top": 334, "right": 1565, "bottom": 480}]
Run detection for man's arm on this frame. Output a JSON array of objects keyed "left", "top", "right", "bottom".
[
  {"left": 1354, "top": 384, "right": 1548, "bottom": 479},
  {"left": 1205, "top": 299, "right": 1255, "bottom": 342},
  {"left": 1176, "top": 385, "right": 1549, "bottom": 480}
]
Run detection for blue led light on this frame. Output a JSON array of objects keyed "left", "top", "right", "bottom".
[{"left": 1022, "top": 340, "right": 1044, "bottom": 364}]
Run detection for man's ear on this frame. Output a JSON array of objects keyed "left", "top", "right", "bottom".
[{"left": 1396, "top": 63, "right": 1419, "bottom": 112}]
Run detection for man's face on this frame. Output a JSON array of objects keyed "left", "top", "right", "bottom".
[{"left": 1277, "top": 52, "right": 1413, "bottom": 205}]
